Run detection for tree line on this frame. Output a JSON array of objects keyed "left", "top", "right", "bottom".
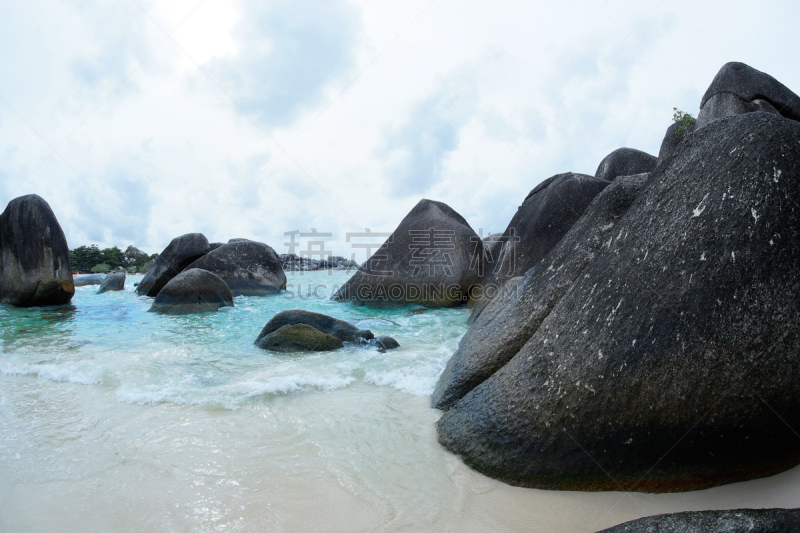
[{"left": 69, "top": 245, "right": 158, "bottom": 273}]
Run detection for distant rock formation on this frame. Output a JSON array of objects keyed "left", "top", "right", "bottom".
[
  {"left": 332, "top": 199, "right": 483, "bottom": 308},
  {"left": 136, "top": 233, "right": 210, "bottom": 297},
  {"left": 97, "top": 272, "right": 125, "bottom": 293},
  {"left": 0, "top": 194, "right": 74, "bottom": 307},
  {"left": 149, "top": 268, "right": 233, "bottom": 314}
]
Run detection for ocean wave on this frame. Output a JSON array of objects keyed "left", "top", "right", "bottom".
[
  {"left": 115, "top": 373, "right": 355, "bottom": 408},
  {"left": 1, "top": 361, "right": 104, "bottom": 385},
  {"left": 363, "top": 368, "right": 437, "bottom": 396}
]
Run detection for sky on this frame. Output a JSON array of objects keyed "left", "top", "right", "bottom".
[{"left": 1, "top": 0, "right": 798, "bottom": 263}]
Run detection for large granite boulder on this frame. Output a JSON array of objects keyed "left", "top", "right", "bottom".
[
  {"left": 0, "top": 195, "right": 74, "bottom": 307},
  {"left": 332, "top": 199, "right": 483, "bottom": 308},
  {"left": 433, "top": 173, "right": 649, "bottom": 410},
  {"left": 657, "top": 121, "right": 696, "bottom": 166},
  {"left": 136, "top": 233, "right": 209, "bottom": 297},
  {"left": 185, "top": 240, "right": 286, "bottom": 296},
  {"left": 594, "top": 148, "right": 657, "bottom": 182},
  {"left": 149, "top": 268, "right": 233, "bottom": 314},
  {"left": 470, "top": 173, "right": 610, "bottom": 320},
  {"left": 597, "top": 508, "right": 800, "bottom": 533},
  {"left": 256, "top": 310, "right": 374, "bottom": 345},
  {"left": 436, "top": 112, "right": 800, "bottom": 492},
  {"left": 74, "top": 273, "right": 106, "bottom": 287},
  {"left": 97, "top": 272, "right": 125, "bottom": 293},
  {"left": 255, "top": 324, "right": 344, "bottom": 353},
  {"left": 696, "top": 62, "right": 800, "bottom": 129}
]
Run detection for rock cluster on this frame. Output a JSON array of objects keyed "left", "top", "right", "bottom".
[
  {"left": 280, "top": 254, "right": 358, "bottom": 271},
  {"left": 136, "top": 233, "right": 210, "bottom": 297},
  {"left": 433, "top": 62, "right": 800, "bottom": 493}
]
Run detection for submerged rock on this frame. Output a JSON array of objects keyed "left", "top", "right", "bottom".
[
  {"left": 255, "top": 324, "right": 344, "bottom": 352},
  {"left": 185, "top": 240, "right": 286, "bottom": 296},
  {"left": 149, "top": 268, "right": 233, "bottom": 314},
  {"left": 374, "top": 336, "right": 400, "bottom": 350},
  {"left": 136, "top": 233, "right": 210, "bottom": 297},
  {"left": 0, "top": 194, "right": 74, "bottom": 307},
  {"left": 696, "top": 61, "right": 800, "bottom": 129},
  {"left": 436, "top": 112, "right": 800, "bottom": 492},
  {"left": 594, "top": 148, "right": 657, "bottom": 182},
  {"left": 332, "top": 199, "right": 482, "bottom": 308},
  {"left": 255, "top": 310, "right": 373, "bottom": 345},
  {"left": 74, "top": 273, "right": 107, "bottom": 287},
  {"left": 97, "top": 272, "right": 125, "bottom": 293},
  {"left": 597, "top": 508, "right": 800, "bottom": 533}
]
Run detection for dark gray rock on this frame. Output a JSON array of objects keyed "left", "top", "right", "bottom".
[
  {"left": 375, "top": 336, "right": 400, "bottom": 350},
  {"left": 658, "top": 121, "right": 696, "bottom": 166},
  {"left": 136, "top": 233, "right": 210, "bottom": 297},
  {"left": 74, "top": 273, "right": 107, "bottom": 287},
  {"left": 0, "top": 194, "right": 74, "bottom": 307},
  {"left": 227, "top": 238, "right": 249, "bottom": 243},
  {"left": 700, "top": 61, "right": 800, "bottom": 122},
  {"left": 209, "top": 242, "right": 224, "bottom": 251},
  {"left": 185, "top": 240, "right": 286, "bottom": 296},
  {"left": 255, "top": 310, "right": 373, "bottom": 345},
  {"left": 332, "top": 199, "right": 483, "bottom": 308},
  {"left": 97, "top": 272, "right": 125, "bottom": 293},
  {"left": 149, "top": 268, "right": 233, "bottom": 314},
  {"left": 594, "top": 148, "right": 657, "bottom": 182},
  {"left": 255, "top": 324, "right": 344, "bottom": 352},
  {"left": 469, "top": 173, "right": 610, "bottom": 320},
  {"left": 436, "top": 113, "right": 800, "bottom": 492},
  {"left": 696, "top": 92, "right": 781, "bottom": 130},
  {"left": 434, "top": 173, "right": 649, "bottom": 410},
  {"left": 597, "top": 508, "right": 800, "bottom": 533}
]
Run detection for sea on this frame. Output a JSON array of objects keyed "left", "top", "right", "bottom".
[{"left": 1, "top": 270, "right": 798, "bottom": 532}]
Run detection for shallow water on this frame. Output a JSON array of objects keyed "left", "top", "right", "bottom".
[{"left": 1, "top": 270, "right": 798, "bottom": 532}]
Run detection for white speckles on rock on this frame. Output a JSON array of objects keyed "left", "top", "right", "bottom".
[{"left": 692, "top": 194, "right": 709, "bottom": 218}]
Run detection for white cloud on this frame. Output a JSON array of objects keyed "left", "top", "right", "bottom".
[{"left": 1, "top": 0, "right": 798, "bottom": 260}]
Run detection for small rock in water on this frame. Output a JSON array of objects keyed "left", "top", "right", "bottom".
[
  {"left": 374, "top": 336, "right": 400, "bottom": 351},
  {"left": 97, "top": 272, "right": 125, "bottom": 294},
  {"left": 255, "top": 310, "right": 373, "bottom": 345},
  {"left": 255, "top": 324, "right": 344, "bottom": 353}
]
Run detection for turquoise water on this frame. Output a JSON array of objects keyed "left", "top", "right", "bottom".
[
  {"left": 2, "top": 270, "right": 799, "bottom": 532},
  {"left": 1, "top": 271, "right": 465, "bottom": 407}
]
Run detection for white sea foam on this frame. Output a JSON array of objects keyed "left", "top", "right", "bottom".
[
  {"left": 1, "top": 361, "right": 104, "bottom": 385},
  {"left": 115, "top": 373, "right": 356, "bottom": 408},
  {"left": 364, "top": 367, "right": 437, "bottom": 396}
]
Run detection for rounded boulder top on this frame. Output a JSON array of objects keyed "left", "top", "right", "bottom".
[{"left": 149, "top": 268, "right": 234, "bottom": 315}]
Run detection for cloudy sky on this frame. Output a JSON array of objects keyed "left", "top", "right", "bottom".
[{"left": 1, "top": 0, "right": 798, "bottom": 262}]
